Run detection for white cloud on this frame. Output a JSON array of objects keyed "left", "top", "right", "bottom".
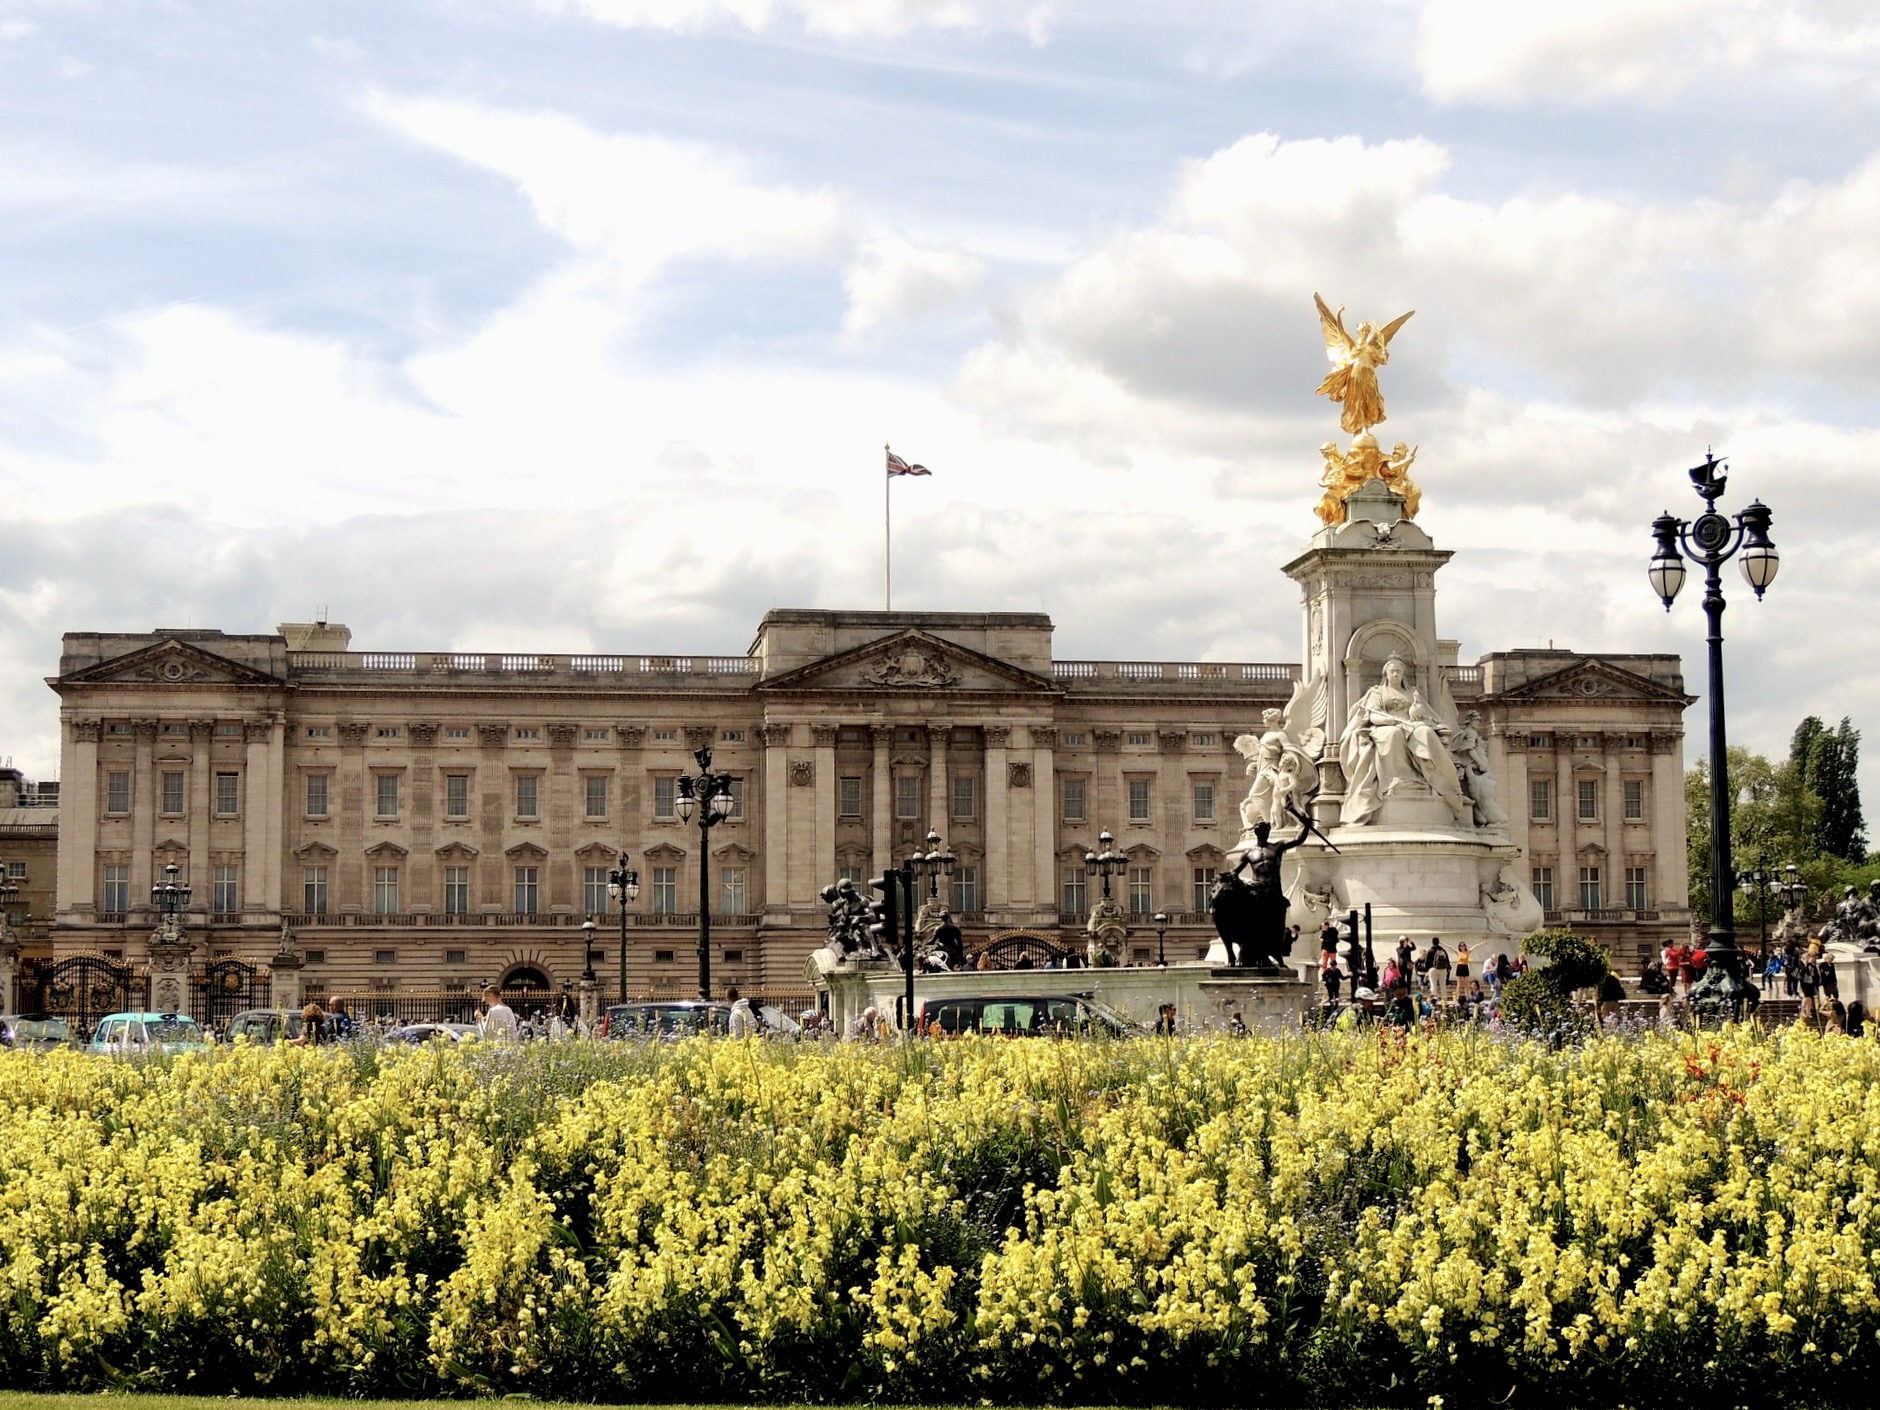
[
  {"left": 841, "top": 235, "right": 984, "bottom": 336},
  {"left": 534, "top": 0, "right": 1056, "bottom": 41},
  {"left": 372, "top": 96, "right": 847, "bottom": 293},
  {"left": 1417, "top": 0, "right": 1880, "bottom": 105}
]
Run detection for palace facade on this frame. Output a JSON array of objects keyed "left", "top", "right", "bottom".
[{"left": 39, "top": 608, "right": 1693, "bottom": 1009}]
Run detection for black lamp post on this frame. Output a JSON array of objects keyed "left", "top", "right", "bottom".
[
  {"left": 903, "top": 832, "right": 954, "bottom": 1026},
  {"left": 1738, "top": 852, "right": 1774, "bottom": 965},
  {"left": 151, "top": 861, "right": 190, "bottom": 941},
  {"left": 1650, "top": 450, "right": 1778, "bottom": 1014},
  {"left": 0, "top": 862, "right": 19, "bottom": 941},
  {"left": 1153, "top": 910, "right": 1169, "bottom": 967},
  {"left": 1777, "top": 862, "right": 1810, "bottom": 936},
  {"left": 1085, "top": 830, "right": 1126, "bottom": 900},
  {"left": 606, "top": 852, "right": 639, "bottom": 1002},
  {"left": 673, "top": 747, "right": 736, "bottom": 1000}
]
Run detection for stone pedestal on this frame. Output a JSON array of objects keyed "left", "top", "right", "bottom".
[
  {"left": 579, "top": 974, "right": 598, "bottom": 1031},
  {"left": 0, "top": 937, "right": 18, "bottom": 1018},
  {"left": 148, "top": 936, "right": 194, "bottom": 1018},
  {"left": 269, "top": 949, "right": 304, "bottom": 1015}
]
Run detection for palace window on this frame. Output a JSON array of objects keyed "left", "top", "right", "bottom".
[
  {"left": 373, "top": 866, "right": 400, "bottom": 915},
  {"left": 444, "top": 867, "right": 470, "bottom": 916},
  {"left": 1530, "top": 778, "right": 1551, "bottom": 821},
  {"left": 585, "top": 728, "right": 610, "bottom": 741},
  {"left": 725, "top": 777, "right": 745, "bottom": 819},
  {"left": 1128, "top": 866, "right": 1154, "bottom": 915},
  {"left": 952, "top": 775, "right": 975, "bottom": 820},
  {"left": 102, "top": 863, "right": 129, "bottom": 913},
  {"left": 895, "top": 775, "right": 921, "bottom": 820},
  {"left": 1062, "top": 777, "right": 1087, "bottom": 822},
  {"left": 1626, "top": 866, "right": 1649, "bottom": 911},
  {"left": 1128, "top": 779, "right": 1152, "bottom": 821},
  {"left": 1577, "top": 779, "right": 1599, "bottom": 821},
  {"left": 303, "top": 867, "right": 328, "bottom": 915},
  {"left": 1578, "top": 866, "right": 1602, "bottom": 910},
  {"left": 1624, "top": 778, "right": 1645, "bottom": 820},
  {"left": 444, "top": 773, "right": 470, "bottom": 819},
  {"left": 838, "top": 776, "right": 863, "bottom": 818},
  {"left": 516, "top": 775, "right": 540, "bottom": 819},
  {"left": 305, "top": 774, "right": 329, "bottom": 818},
  {"left": 160, "top": 771, "right": 185, "bottom": 815},
  {"left": 585, "top": 774, "right": 609, "bottom": 819},
  {"left": 377, "top": 727, "right": 399, "bottom": 739},
  {"left": 105, "top": 771, "right": 130, "bottom": 814},
  {"left": 1062, "top": 868, "right": 1086, "bottom": 913},
  {"left": 720, "top": 869, "right": 747, "bottom": 914},
  {"left": 374, "top": 949, "right": 397, "bottom": 966},
  {"left": 951, "top": 866, "right": 979, "bottom": 913},
  {"left": 375, "top": 774, "right": 399, "bottom": 819},
  {"left": 215, "top": 772, "right": 241, "bottom": 816},
  {"left": 515, "top": 728, "right": 541, "bottom": 741},
  {"left": 445, "top": 727, "right": 470, "bottom": 740},
  {"left": 514, "top": 867, "right": 539, "bottom": 915},
  {"left": 1194, "top": 867, "right": 1211, "bottom": 913},
  {"left": 306, "top": 726, "right": 332, "bottom": 739},
  {"left": 653, "top": 776, "right": 677, "bottom": 818},
  {"left": 1531, "top": 866, "right": 1554, "bottom": 911},
  {"left": 652, "top": 867, "right": 678, "bottom": 915},
  {"left": 584, "top": 867, "right": 609, "bottom": 914},
  {"left": 212, "top": 866, "right": 239, "bottom": 915},
  {"left": 1193, "top": 781, "right": 1215, "bottom": 823}
]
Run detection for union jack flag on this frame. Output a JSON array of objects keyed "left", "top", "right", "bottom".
[{"left": 886, "top": 450, "right": 931, "bottom": 477}]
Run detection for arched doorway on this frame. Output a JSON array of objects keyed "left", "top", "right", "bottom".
[{"left": 501, "top": 965, "right": 551, "bottom": 992}]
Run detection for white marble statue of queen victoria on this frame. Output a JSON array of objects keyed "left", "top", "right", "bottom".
[{"left": 1338, "top": 652, "right": 1471, "bottom": 826}]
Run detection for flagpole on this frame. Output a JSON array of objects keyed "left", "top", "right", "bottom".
[{"left": 884, "top": 443, "right": 892, "bottom": 611}]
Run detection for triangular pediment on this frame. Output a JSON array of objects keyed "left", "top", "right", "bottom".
[
  {"left": 757, "top": 629, "right": 1058, "bottom": 696},
  {"left": 62, "top": 637, "right": 281, "bottom": 687},
  {"left": 1490, "top": 658, "right": 1692, "bottom": 705}
]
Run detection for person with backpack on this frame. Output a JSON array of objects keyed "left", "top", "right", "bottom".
[{"left": 1423, "top": 936, "right": 1452, "bottom": 1004}]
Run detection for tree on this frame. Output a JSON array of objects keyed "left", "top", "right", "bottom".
[
  {"left": 1685, "top": 746, "right": 1786, "bottom": 925},
  {"left": 1790, "top": 715, "right": 1866, "bottom": 863}
]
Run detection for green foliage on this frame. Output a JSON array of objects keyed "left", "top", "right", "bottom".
[
  {"left": 1499, "top": 929, "right": 1609, "bottom": 1041},
  {"left": 1686, "top": 717, "right": 1872, "bottom": 924}
]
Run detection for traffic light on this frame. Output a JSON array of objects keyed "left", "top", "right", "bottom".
[{"left": 867, "top": 873, "right": 900, "bottom": 953}]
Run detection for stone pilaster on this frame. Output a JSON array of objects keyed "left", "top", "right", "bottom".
[
  {"left": 812, "top": 724, "right": 838, "bottom": 893},
  {"left": 870, "top": 724, "right": 893, "bottom": 881}
]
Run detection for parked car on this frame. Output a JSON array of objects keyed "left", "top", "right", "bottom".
[
  {"left": 222, "top": 1009, "right": 306, "bottom": 1045},
  {"left": 913, "top": 993, "right": 1143, "bottom": 1038},
  {"left": 600, "top": 1001, "right": 801, "bottom": 1039},
  {"left": 0, "top": 1013, "right": 76, "bottom": 1052},
  {"left": 87, "top": 1012, "right": 211, "bottom": 1056}
]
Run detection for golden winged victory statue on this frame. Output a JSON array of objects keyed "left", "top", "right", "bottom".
[{"left": 1311, "top": 293, "right": 1423, "bottom": 525}]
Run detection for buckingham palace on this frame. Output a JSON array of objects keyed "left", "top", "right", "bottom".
[{"left": 35, "top": 606, "right": 1692, "bottom": 1005}]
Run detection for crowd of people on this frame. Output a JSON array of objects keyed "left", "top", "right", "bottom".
[{"left": 1311, "top": 923, "right": 1538, "bottom": 1028}]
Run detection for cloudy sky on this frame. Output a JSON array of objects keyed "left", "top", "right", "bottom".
[{"left": 3, "top": 0, "right": 1877, "bottom": 817}]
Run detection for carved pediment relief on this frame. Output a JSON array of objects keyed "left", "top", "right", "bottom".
[
  {"left": 435, "top": 842, "right": 480, "bottom": 861},
  {"left": 62, "top": 637, "right": 282, "bottom": 687},
  {"left": 712, "top": 842, "right": 757, "bottom": 864},
  {"left": 574, "top": 842, "right": 618, "bottom": 862},
  {"left": 294, "top": 840, "right": 339, "bottom": 860},
  {"left": 1186, "top": 844, "right": 1225, "bottom": 864},
  {"left": 757, "top": 628, "right": 1057, "bottom": 696},
  {"left": 643, "top": 842, "right": 687, "bottom": 863},
  {"left": 1494, "top": 658, "right": 1692, "bottom": 705},
  {"left": 364, "top": 840, "right": 409, "bottom": 859},
  {"left": 504, "top": 842, "right": 548, "bottom": 862}
]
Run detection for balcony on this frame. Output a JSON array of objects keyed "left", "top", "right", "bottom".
[{"left": 287, "top": 652, "right": 759, "bottom": 684}]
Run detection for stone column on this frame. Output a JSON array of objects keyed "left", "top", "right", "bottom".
[
  {"left": 1556, "top": 746, "right": 1575, "bottom": 901},
  {"left": 1650, "top": 732, "right": 1686, "bottom": 911},
  {"left": 984, "top": 725, "right": 1011, "bottom": 917},
  {"left": 926, "top": 723, "right": 951, "bottom": 836},
  {"left": 870, "top": 724, "right": 893, "bottom": 880},
  {"left": 761, "top": 723, "right": 792, "bottom": 921},
  {"left": 546, "top": 722, "right": 578, "bottom": 910},
  {"left": 262, "top": 715, "right": 286, "bottom": 921},
  {"left": 812, "top": 724, "right": 838, "bottom": 891},
  {"left": 409, "top": 722, "right": 442, "bottom": 912},
  {"left": 244, "top": 719, "right": 277, "bottom": 921},
  {"left": 0, "top": 935, "right": 19, "bottom": 1018},
  {"left": 1602, "top": 734, "right": 1625, "bottom": 906},
  {"left": 1498, "top": 730, "right": 1530, "bottom": 866},
  {"left": 187, "top": 719, "right": 213, "bottom": 903},
  {"left": 1030, "top": 723, "right": 1058, "bottom": 921},
  {"left": 1093, "top": 729, "right": 1122, "bottom": 833},
  {"left": 61, "top": 719, "right": 101, "bottom": 922},
  {"left": 338, "top": 721, "right": 371, "bottom": 910},
  {"left": 130, "top": 719, "right": 159, "bottom": 909}
]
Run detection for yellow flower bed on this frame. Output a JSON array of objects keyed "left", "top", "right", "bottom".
[{"left": 0, "top": 1028, "right": 1875, "bottom": 1402}]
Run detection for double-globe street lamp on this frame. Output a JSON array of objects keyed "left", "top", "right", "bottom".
[
  {"left": 607, "top": 853, "right": 639, "bottom": 1003},
  {"left": 1737, "top": 853, "right": 1776, "bottom": 965},
  {"left": 872, "top": 831, "right": 954, "bottom": 1031},
  {"left": 151, "top": 861, "right": 191, "bottom": 941},
  {"left": 1777, "top": 863, "right": 1810, "bottom": 930},
  {"left": 1649, "top": 450, "right": 1779, "bottom": 1013},
  {"left": 673, "top": 747, "right": 737, "bottom": 1000},
  {"left": 1085, "top": 830, "right": 1127, "bottom": 902}
]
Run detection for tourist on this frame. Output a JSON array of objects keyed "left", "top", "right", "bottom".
[
  {"left": 1394, "top": 934, "right": 1415, "bottom": 977},
  {"left": 1154, "top": 1002, "right": 1179, "bottom": 1036},
  {"left": 1783, "top": 940, "right": 1803, "bottom": 996},
  {"left": 1424, "top": 936, "right": 1451, "bottom": 1003},
  {"left": 290, "top": 1002, "right": 326, "bottom": 1046},
  {"left": 1453, "top": 938, "right": 1471, "bottom": 986},
  {"left": 1320, "top": 949, "right": 1343, "bottom": 1005},
  {"left": 728, "top": 987, "right": 757, "bottom": 1038},
  {"left": 1666, "top": 937, "right": 1691, "bottom": 992},
  {"left": 327, "top": 997, "right": 356, "bottom": 1041},
  {"left": 1795, "top": 949, "right": 1821, "bottom": 1025},
  {"left": 848, "top": 1005, "right": 884, "bottom": 1042},
  {"left": 1846, "top": 1001, "right": 1868, "bottom": 1038},
  {"left": 1689, "top": 940, "right": 1709, "bottom": 985},
  {"left": 1639, "top": 959, "right": 1672, "bottom": 996},
  {"left": 480, "top": 986, "right": 519, "bottom": 1042},
  {"left": 1597, "top": 972, "right": 1626, "bottom": 1027},
  {"left": 1820, "top": 950, "right": 1841, "bottom": 1006},
  {"left": 1761, "top": 949, "right": 1785, "bottom": 993}
]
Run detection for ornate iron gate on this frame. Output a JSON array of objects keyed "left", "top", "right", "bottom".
[
  {"left": 194, "top": 958, "right": 270, "bottom": 1030},
  {"left": 37, "top": 954, "right": 138, "bottom": 1038}
]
